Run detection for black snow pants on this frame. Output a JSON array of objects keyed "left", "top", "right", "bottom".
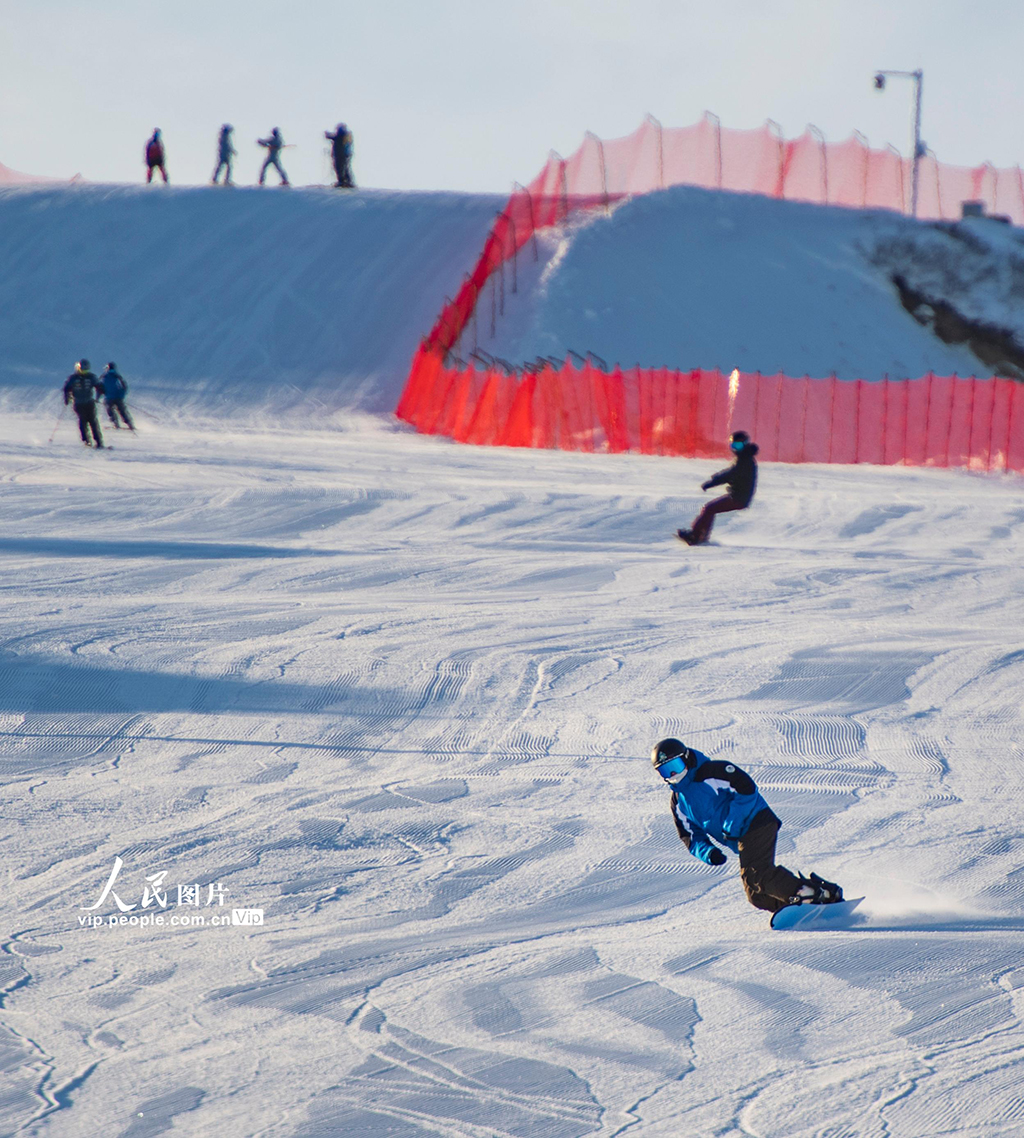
[
  {"left": 106, "top": 399, "right": 135, "bottom": 429},
  {"left": 737, "top": 809, "right": 803, "bottom": 913},
  {"left": 75, "top": 403, "right": 104, "bottom": 447}
]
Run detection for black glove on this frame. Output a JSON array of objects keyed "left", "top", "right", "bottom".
[
  {"left": 701, "top": 481, "right": 712, "bottom": 491},
  {"left": 708, "top": 848, "right": 726, "bottom": 866}
]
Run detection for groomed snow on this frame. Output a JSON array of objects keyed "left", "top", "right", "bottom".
[
  {"left": 3, "top": 404, "right": 1024, "bottom": 1136},
  {"left": 3, "top": 184, "right": 1024, "bottom": 1137}
]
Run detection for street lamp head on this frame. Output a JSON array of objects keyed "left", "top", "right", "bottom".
[{"left": 874, "top": 72, "right": 886, "bottom": 90}]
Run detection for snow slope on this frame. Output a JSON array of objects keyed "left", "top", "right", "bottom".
[
  {"left": 3, "top": 407, "right": 1024, "bottom": 1137},
  {"left": 4, "top": 182, "right": 1024, "bottom": 1137},
  {"left": 0, "top": 185, "right": 501, "bottom": 418},
  {"left": 482, "top": 184, "right": 988, "bottom": 380}
]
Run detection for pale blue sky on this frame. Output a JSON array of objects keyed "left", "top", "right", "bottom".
[{"left": 1, "top": 0, "right": 1022, "bottom": 191}]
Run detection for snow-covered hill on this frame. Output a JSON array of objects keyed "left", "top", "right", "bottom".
[
  {"left": 483, "top": 184, "right": 1014, "bottom": 381},
  {"left": 0, "top": 185, "right": 500, "bottom": 419}
]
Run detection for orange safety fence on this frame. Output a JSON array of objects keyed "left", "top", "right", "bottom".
[
  {"left": 397, "top": 348, "right": 1024, "bottom": 473},
  {"left": 404, "top": 114, "right": 1024, "bottom": 472}
]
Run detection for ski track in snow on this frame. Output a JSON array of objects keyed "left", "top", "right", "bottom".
[{"left": 1, "top": 407, "right": 1023, "bottom": 1137}]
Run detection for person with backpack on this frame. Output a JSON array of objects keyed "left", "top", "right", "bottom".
[
  {"left": 62, "top": 360, "right": 105, "bottom": 448},
  {"left": 677, "top": 429, "right": 759, "bottom": 545},
  {"left": 212, "top": 124, "right": 237, "bottom": 185},
  {"left": 100, "top": 362, "right": 135, "bottom": 430},
  {"left": 145, "top": 129, "right": 168, "bottom": 184},
  {"left": 324, "top": 123, "right": 355, "bottom": 188},
  {"left": 257, "top": 128, "right": 289, "bottom": 186},
  {"left": 651, "top": 737, "right": 843, "bottom": 914}
]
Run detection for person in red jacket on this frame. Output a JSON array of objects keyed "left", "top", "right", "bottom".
[
  {"left": 678, "top": 430, "right": 758, "bottom": 545},
  {"left": 145, "top": 129, "right": 168, "bottom": 184}
]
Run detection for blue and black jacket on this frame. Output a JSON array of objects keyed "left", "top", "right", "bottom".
[{"left": 664, "top": 747, "right": 774, "bottom": 864}]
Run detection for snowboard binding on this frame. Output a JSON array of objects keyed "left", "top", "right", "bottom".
[{"left": 791, "top": 871, "right": 843, "bottom": 906}]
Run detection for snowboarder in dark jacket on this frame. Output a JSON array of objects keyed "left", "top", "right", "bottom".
[
  {"left": 652, "top": 737, "right": 842, "bottom": 913},
  {"left": 145, "top": 129, "right": 168, "bottom": 184},
  {"left": 257, "top": 128, "right": 289, "bottom": 186},
  {"left": 324, "top": 123, "right": 354, "bottom": 188},
  {"left": 63, "top": 360, "right": 105, "bottom": 447},
  {"left": 678, "top": 429, "right": 758, "bottom": 545},
  {"left": 100, "top": 362, "right": 135, "bottom": 430}
]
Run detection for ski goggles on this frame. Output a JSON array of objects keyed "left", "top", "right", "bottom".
[
  {"left": 655, "top": 754, "right": 690, "bottom": 785},
  {"left": 730, "top": 440, "right": 745, "bottom": 453}
]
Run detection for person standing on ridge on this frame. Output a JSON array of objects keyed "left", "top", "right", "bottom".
[
  {"left": 677, "top": 429, "right": 758, "bottom": 545},
  {"left": 324, "top": 123, "right": 354, "bottom": 188},
  {"left": 100, "top": 362, "right": 135, "bottom": 430},
  {"left": 212, "top": 124, "right": 237, "bottom": 185},
  {"left": 651, "top": 737, "right": 843, "bottom": 914},
  {"left": 145, "top": 129, "right": 168, "bottom": 184},
  {"left": 257, "top": 127, "right": 289, "bottom": 186},
  {"left": 63, "top": 360, "right": 105, "bottom": 448}
]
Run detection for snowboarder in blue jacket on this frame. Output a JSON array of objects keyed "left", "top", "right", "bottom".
[
  {"left": 100, "top": 363, "right": 135, "bottom": 430},
  {"left": 652, "top": 737, "right": 842, "bottom": 913}
]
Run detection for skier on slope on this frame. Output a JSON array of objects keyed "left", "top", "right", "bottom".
[
  {"left": 63, "top": 360, "right": 105, "bottom": 448},
  {"left": 678, "top": 429, "right": 758, "bottom": 545},
  {"left": 212, "top": 124, "right": 237, "bottom": 185},
  {"left": 257, "top": 127, "right": 289, "bottom": 186},
  {"left": 652, "top": 737, "right": 842, "bottom": 913},
  {"left": 145, "top": 129, "right": 168, "bottom": 184},
  {"left": 99, "top": 362, "right": 135, "bottom": 430},
  {"left": 324, "top": 123, "right": 354, "bottom": 188}
]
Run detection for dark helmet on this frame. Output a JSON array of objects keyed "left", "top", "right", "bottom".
[
  {"left": 77, "top": 358, "right": 90, "bottom": 372},
  {"left": 651, "top": 737, "right": 692, "bottom": 768},
  {"left": 730, "top": 430, "right": 750, "bottom": 444},
  {"left": 337, "top": 122, "right": 347, "bottom": 131},
  {"left": 107, "top": 361, "right": 117, "bottom": 370}
]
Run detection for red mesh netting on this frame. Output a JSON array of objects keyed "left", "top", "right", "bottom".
[{"left": 403, "top": 115, "right": 1024, "bottom": 472}]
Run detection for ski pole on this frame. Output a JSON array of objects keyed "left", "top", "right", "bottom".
[{"left": 47, "top": 402, "right": 68, "bottom": 443}]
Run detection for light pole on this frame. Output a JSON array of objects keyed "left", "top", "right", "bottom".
[{"left": 874, "top": 69, "right": 924, "bottom": 217}]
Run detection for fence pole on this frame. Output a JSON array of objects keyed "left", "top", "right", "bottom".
[
  {"left": 855, "top": 378, "right": 862, "bottom": 463},
  {"left": 985, "top": 378, "right": 999, "bottom": 472},
  {"left": 707, "top": 110, "right": 722, "bottom": 189},
  {"left": 902, "top": 377, "right": 910, "bottom": 465},
  {"left": 881, "top": 374, "right": 890, "bottom": 464},
  {"left": 588, "top": 131, "right": 609, "bottom": 210},
  {"left": 809, "top": 124, "right": 828, "bottom": 204},
  {"left": 827, "top": 374, "right": 837, "bottom": 463},
  {"left": 968, "top": 375, "right": 979, "bottom": 467},
  {"left": 508, "top": 215, "right": 518, "bottom": 294},
  {"left": 799, "top": 376, "right": 810, "bottom": 461},
  {"left": 648, "top": 113, "right": 664, "bottom": 189},
  {"left": 943, "top": 375, "right": 957, "bottom": 467},
  {"left": 1005, "top": 379, "right": 1019, "bottom": 472},
  {"left": 855, "top": 130, "right": 869, "bottom": 207},
  {"left": 766, "top": 120, "right": 784, "bottom": 198},
  {"left": 888, "top": 144, "right": 907, "bottom": 215},
  {"left": 923, "top": 372, "right": 934, "bottom": 464}
]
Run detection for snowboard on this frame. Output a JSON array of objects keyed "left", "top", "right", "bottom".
[{"left": 770, "top": 897, "right": 865, "bottom": 930}]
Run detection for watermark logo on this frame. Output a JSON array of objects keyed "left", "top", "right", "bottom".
[{"left": 78, "top": 857, "right": 264, "bottom": 930}]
